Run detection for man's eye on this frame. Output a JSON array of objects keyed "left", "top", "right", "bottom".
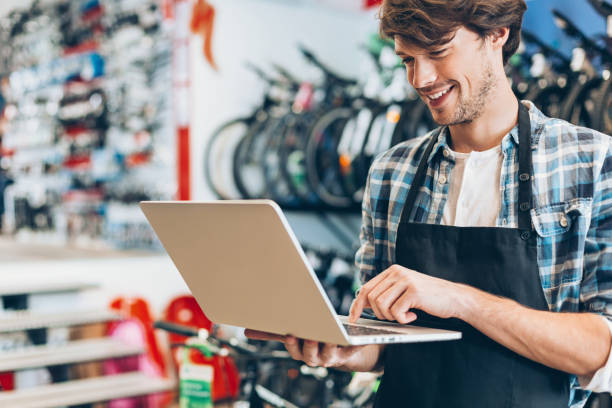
[
  {"left": 430, "top": 49, "right": 447, "bottom": 58},
  {"left": 402, "top": 57, "right": 414, "bottom": 65}
]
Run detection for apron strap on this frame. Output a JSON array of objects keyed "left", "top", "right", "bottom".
[
  {"left": 400, "top": 127, "right": 442, "bottom": 225},
  {"left": 400, "top": 101, "right": 533, "bottom": 230},
  {"left": 517, "top": 102, "right": 533, "bottom": 231}
]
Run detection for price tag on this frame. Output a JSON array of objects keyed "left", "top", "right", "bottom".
[{"left": 179, "top": 362, "right": 213, "bottom": 408}]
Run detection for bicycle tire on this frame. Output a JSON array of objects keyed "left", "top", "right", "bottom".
[
  {"left": 560, "top": 75, "right": 602, "bottom": 127},
  {"left": 278, "top": 111, "right": 322, "bottom": 205},
  {"left": 305, "top": 107, "right": 356, "bottom": 209},
  {"left": 259, "top": 115, "right": 302, "bottom": 207},
  {"left": 406, "top": 99, "right": 436, "bottom": 140},
  {"left": 203, "top": 117, "right": 252, "bottom": 199},
  {"left": 232, "top": 115, "right": 270, "bottom": 199},
  {"left": 592, "top": 76, "right": 612, "bottom": 133}
]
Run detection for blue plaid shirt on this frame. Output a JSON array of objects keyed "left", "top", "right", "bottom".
[{"left": 355, "top": 101, "right": 612, "bottom": 407}]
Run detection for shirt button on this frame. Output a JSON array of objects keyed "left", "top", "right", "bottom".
[
  {"left": 443, "top": 149, "right": 450, "bottom": 158},
  {"left": 559, "top": 216, "right": 568, "bottom": 228},
  {"left": 502, "top": 219, "right": 508, "bottom": 226},
  {"left": 438, "top": 175, "right": 447, "bottom": 184}
]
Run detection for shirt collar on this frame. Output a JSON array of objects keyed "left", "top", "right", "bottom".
[{"left": 426, "top": 99, "right": 545, "bottom": 164}]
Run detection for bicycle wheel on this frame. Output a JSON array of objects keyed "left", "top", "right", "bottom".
[
  {"left": 259, "top": 115, "right": 302, "bottom": 207},
  {"left": 560, "top": 75, "right": 602, "bottom": 128},
  {"left": 203, "top": 117, "right": 252, "bottom": 199},
  {"left": 591, "top": 76, "right": 612, "bottom": 133},
  {"left": 527, "top": 79, "right": 571, "bottom": 120},
  {"left": 232, "top": 115, "right": 271, "bottom": 199},
  {"left": 305, "top": 107, "right": 356, "bottom": 209},
  {"left": 405, "top": 99, "right": 436, "bottom": 140},
  {"left": 341, "top": 103, "right": 386, "bottom": 203}
]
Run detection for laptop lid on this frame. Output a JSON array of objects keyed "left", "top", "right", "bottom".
[{"left": 140, "top": 200, "right": 350, "bottom": 345}]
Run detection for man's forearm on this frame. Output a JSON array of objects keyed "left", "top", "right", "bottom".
[
  {"left": 456, "top": 284, "right": 611, "bottom": 376},
  {"left": 338, "top": 344, "right": 385, "bottom": 373}
]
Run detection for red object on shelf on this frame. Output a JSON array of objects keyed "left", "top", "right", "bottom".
[
  {"left": 63, "top": 154, "right": 92, "bottom": 170},
  {"left": 108, "top": 297, "right": 168, "bottom": 376},
  {"left": 125, "top": 151, "right": 152, "bottom": 168},
  {"left": 82, "top": 4, "right": 104, "bottom": 22},
  {"left": 0, "top": 147, "right": 15, "bottom": 157},
  {"left": 62, "top": 188, "right": 104, "bottom": 202},
  {"left": 0, "top": 372, "right": 14, "bottom": 391},
  {"left": 164, "top": 295, "right": 241, "bottom": 402},
  {"left": 364, "top": 0, "right": 382, "bottom": 8},
  {"left": 63, "top": 40, "right": 100, "bottom": 56}
]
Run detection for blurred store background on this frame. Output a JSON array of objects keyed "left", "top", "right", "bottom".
[{"left": 0, "top": 0, "right": 611, "bottom": 407}]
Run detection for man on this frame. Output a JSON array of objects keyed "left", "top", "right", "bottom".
[{"left": 247, "top": 0, "right": 612, "bottom": 406}]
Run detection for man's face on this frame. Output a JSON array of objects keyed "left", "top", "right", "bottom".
[{"left": 395, "top": 27, "right": 498, "bottom": 126}]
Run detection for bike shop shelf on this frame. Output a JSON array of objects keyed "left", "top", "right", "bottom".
[
  {"left": 0, "top": 372, "right": 175, "bottom": 408},
  {"left": 0, "top": 278, "right": 177, "bottom": 407},
  {"left": 0, "top": 338, "right": 144, "bottom": 372},
  {"left": 0, "top": 309, "right": 119, "bottom": 332}
]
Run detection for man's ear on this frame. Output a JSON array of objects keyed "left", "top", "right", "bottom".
[{"left": 489, "top": 27, "right": 510, "bottom": 50}]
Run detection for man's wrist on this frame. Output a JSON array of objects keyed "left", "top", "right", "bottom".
[{"left": 452, "top": 283, "right": 485, "bottom": 322}]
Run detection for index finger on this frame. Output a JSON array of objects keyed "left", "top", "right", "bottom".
[
  {"left": 349, "top": 269, "right": 390, "bottom": 322},
  {"left": 244, "top": 329, "right": 287, "bottom": 342}
]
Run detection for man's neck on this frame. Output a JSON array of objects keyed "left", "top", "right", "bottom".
[{"left": 448, "top": 84, "right": 519, "bottom": 153}]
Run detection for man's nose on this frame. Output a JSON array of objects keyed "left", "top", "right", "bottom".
[{"left": 410, "top": 59, "right": 437, "bottom": 90}]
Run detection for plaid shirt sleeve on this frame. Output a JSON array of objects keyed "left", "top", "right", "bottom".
[
  {"left": 355, "top": 164, "right": 376, "bottom": 283},
  {"left": 581, "top": 138, "right": 612, "bottom": 319}
]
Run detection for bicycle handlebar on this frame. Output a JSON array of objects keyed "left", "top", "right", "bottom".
[
  {"left": 154, "top": 320, "right": 294, "bottom": 361},
  {"left": 521, "top": 30, "right": 572, "bottom": 66},
  {"left": 587, "top": 0, "right": 612, "bottom": 17},
  {"left": 552, "top": 9, "right": 612, "bottom": 63},
  {"left": 154, "top": 320, "right": 200, "bottom": 337},
  {"left": 298, "top": 44, "right": 359, "bottom": 86}
]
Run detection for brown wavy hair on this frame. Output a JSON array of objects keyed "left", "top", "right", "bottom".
[{"left": 379, "top": 0, "right": 527, "bottom": 65}]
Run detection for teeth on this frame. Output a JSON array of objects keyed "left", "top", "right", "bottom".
[{"left": 428, "top": 87, "right": 451, "bottom": 100}]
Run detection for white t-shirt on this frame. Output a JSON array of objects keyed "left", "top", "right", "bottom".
[
  {"left": 441, "top": 145, "right": 503, "bottom": 227},
  {"left": 441, "top": 144, "right": 612, "bottom": 392}
]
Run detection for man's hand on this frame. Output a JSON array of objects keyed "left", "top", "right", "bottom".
[
  {"left": 349, "top": 264, "right": 468, "bottom": 323},
  {"left": 244, "top": 329, "right": 382, "bottom": 371}
]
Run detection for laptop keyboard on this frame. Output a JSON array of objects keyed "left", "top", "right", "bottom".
[{"left": 343, "top": 323, "right": 402, "bottom": 336}]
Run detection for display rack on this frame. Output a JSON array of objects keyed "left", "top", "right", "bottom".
[
  {"left": 0, "top": 372, "right": 175, "bottom": 408},
  {"left": 0, "top": 276, "right": 177, "bottom": 407}
]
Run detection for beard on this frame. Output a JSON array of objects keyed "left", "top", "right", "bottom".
[{"left": 435, "top": 60, "right": 497, "bottom": 126}]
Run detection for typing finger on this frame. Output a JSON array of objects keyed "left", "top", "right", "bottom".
[{"left": 349, "top": 269, "right": 392, "bottom": 322}]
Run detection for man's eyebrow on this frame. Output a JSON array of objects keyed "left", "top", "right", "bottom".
[{"left": 395, "top": 50, "right": 407, "bottom": 56}]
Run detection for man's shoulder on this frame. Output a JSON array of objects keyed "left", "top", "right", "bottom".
[
  {"left": 369, "top": 128, "right": 440, "bottom": 178},
  {"left": 531, "top": 105, "right": 611, "bottom": 153}
]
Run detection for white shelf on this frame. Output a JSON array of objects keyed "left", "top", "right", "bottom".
[
  {"left": 0, "top": 372, "right": 176, "bottom": 408},
  {"left": 0, "top": 310, "right": 120, "bottom": 333},
  {"left": 0, "top": 281, "right": 98, "bottom": 297},
  {"left": 0, "top": 338, "right": 145, "bottom": 372}
]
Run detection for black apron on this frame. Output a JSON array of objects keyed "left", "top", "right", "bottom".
[{"left": 374, "top": 103, "right": 570, "bottom": 408}]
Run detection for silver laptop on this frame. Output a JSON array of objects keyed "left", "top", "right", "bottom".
[{"left": 140, "top": 200, "right": 461, "bottom": 346}]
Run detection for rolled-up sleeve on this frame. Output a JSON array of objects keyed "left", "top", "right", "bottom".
[{"left": 579, "top": 140, "right": 612, "bottom": 392}]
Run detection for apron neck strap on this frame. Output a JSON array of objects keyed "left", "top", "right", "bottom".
[
  {"left": 516, "top": 102, "right": 533, "bottom": 230},
  {"left": 400, "top": 101, "right": 533, "bottom": 230}
]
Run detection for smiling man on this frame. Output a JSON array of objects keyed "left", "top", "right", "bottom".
[{"left": 247, "top": 1, "right": 612, "bottom": 406}]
